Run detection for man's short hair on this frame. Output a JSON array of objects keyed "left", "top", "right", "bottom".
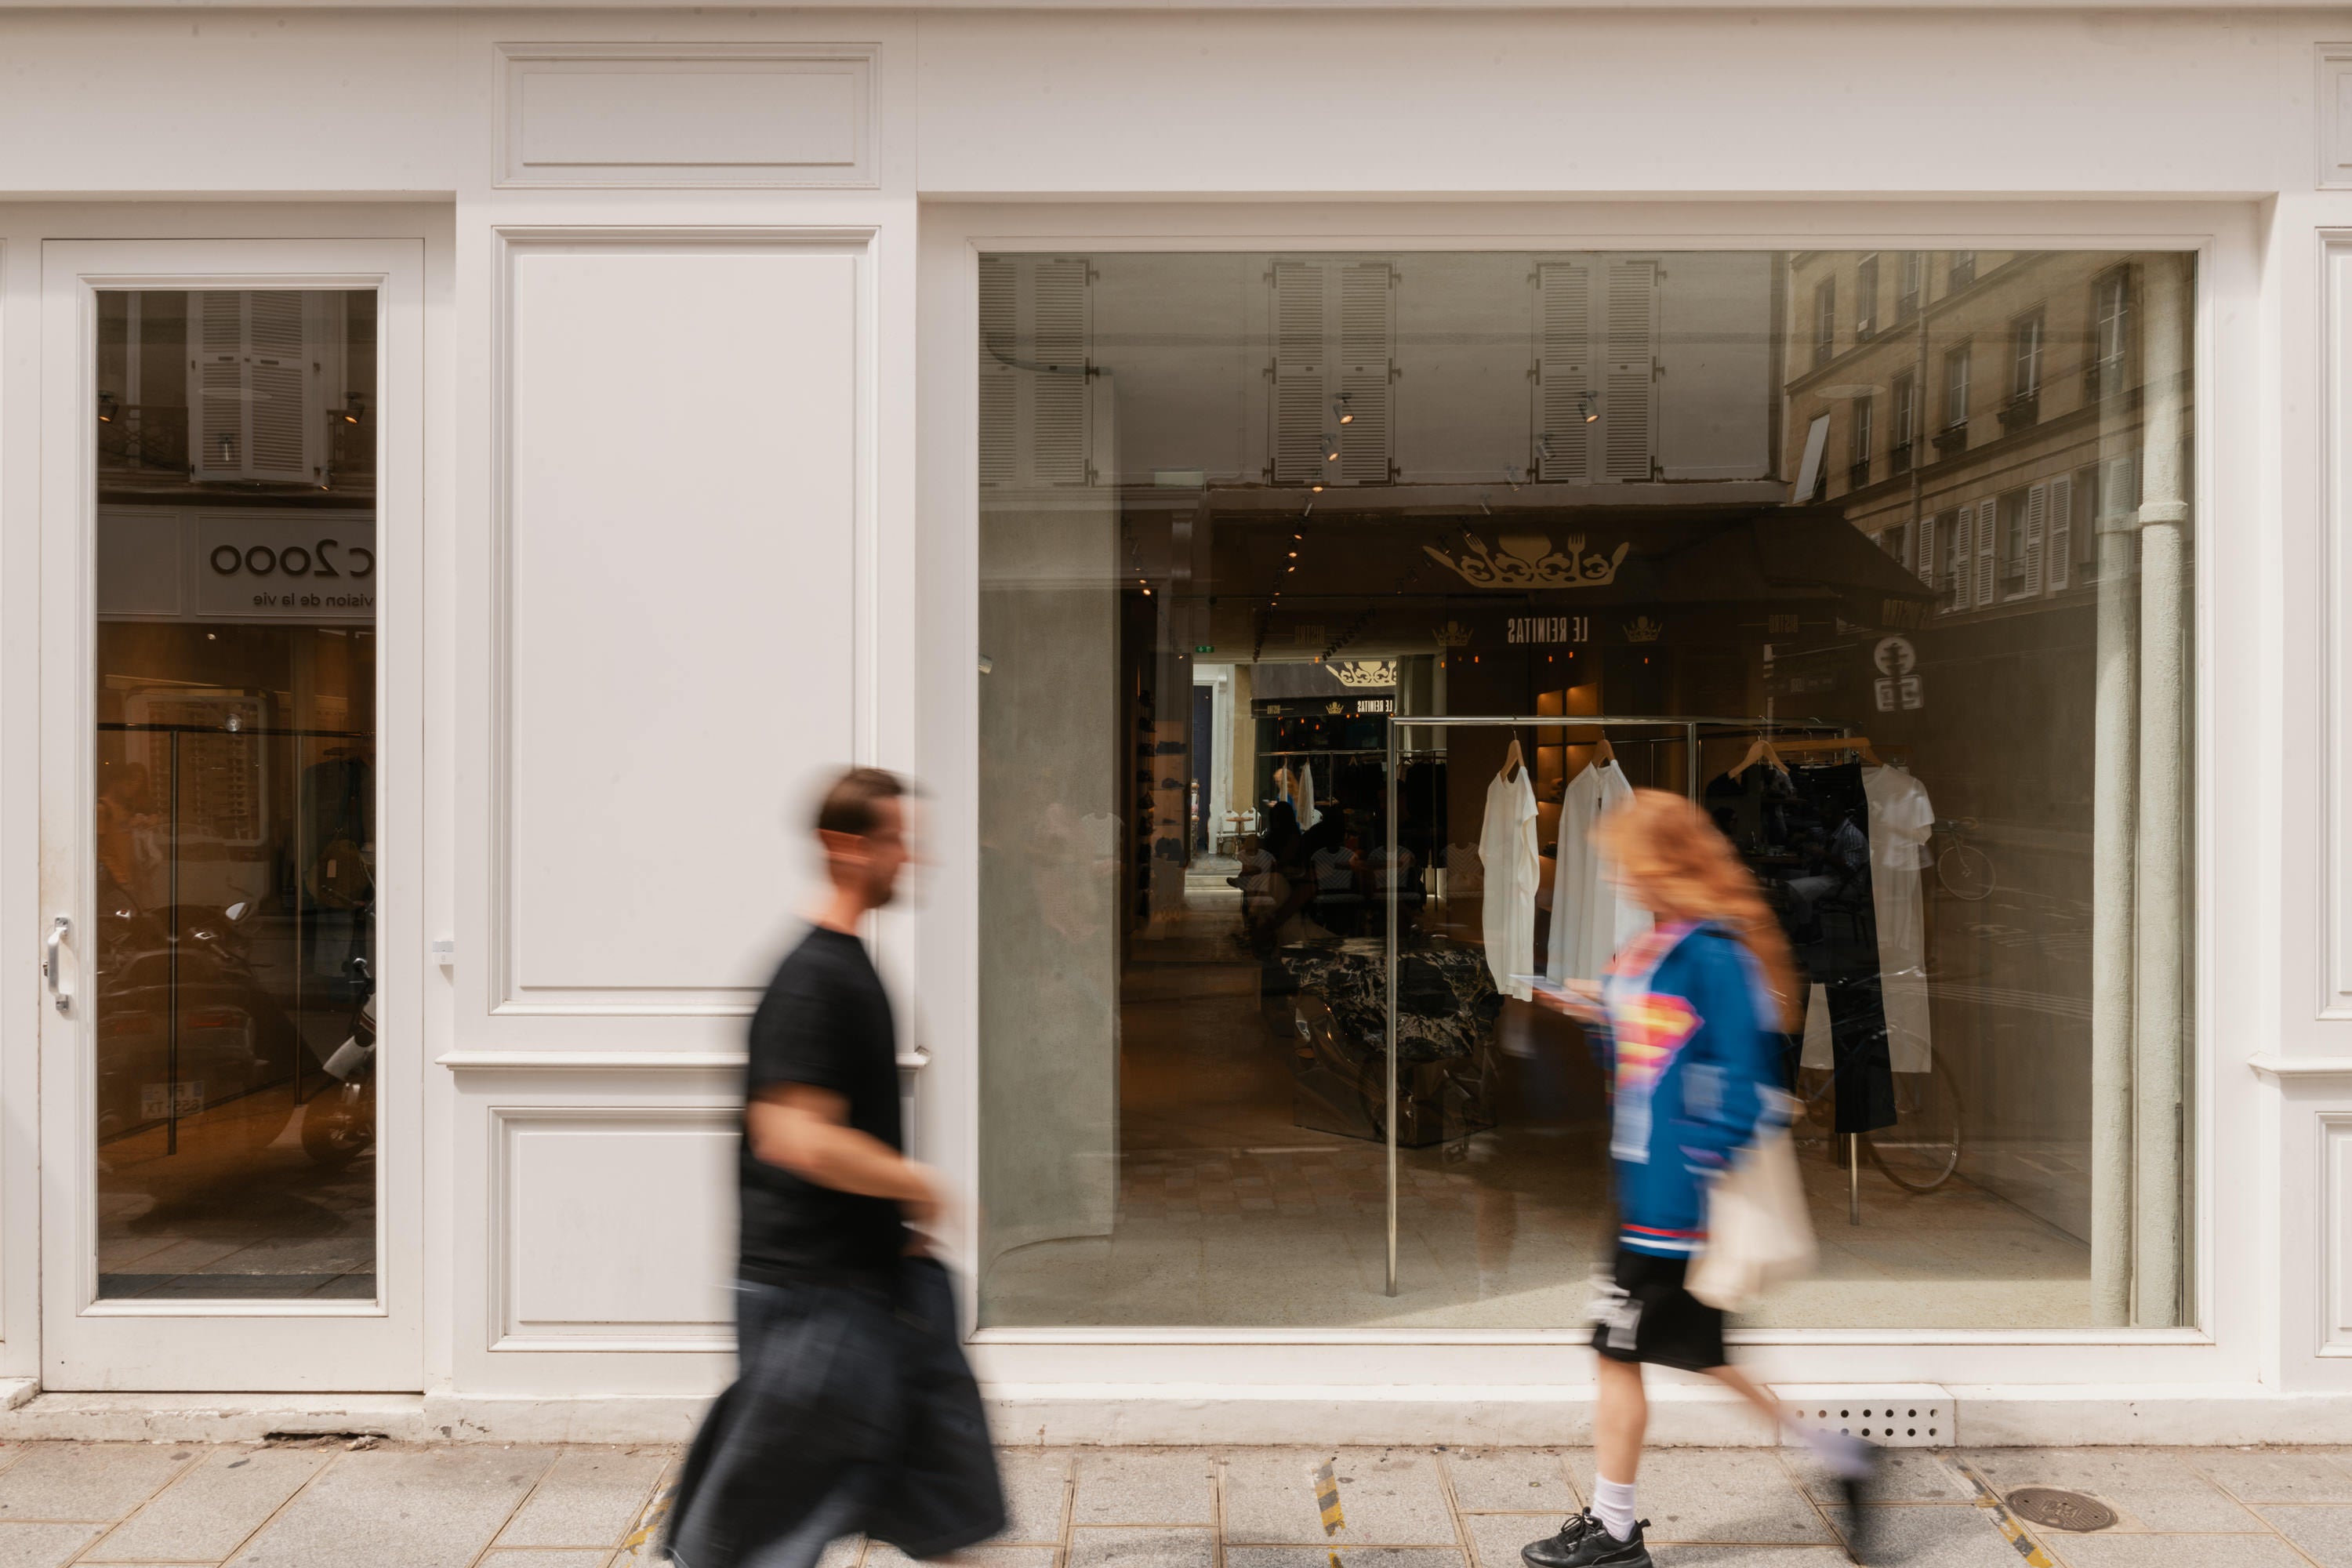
[{"left": 814, "top": 767, "right": 906, "bottom": 838}]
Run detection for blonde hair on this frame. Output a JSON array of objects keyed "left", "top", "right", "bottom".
[{"left": 1595, "top": 787, "right": 1800, "bottom": 1029}]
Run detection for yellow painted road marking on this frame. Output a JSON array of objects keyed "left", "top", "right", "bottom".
[
  {"left": 1949, "top": 1459, "right": 2056, "bottom": 1568},
  {"left": 1314, "top": 1458, "right": 1345, "bottom": 1541}
]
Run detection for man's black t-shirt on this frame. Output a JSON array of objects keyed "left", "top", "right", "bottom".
[{"left": 739, "top": 925, "right": 906, "bottom": 1287}]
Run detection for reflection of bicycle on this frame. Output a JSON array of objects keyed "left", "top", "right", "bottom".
[
  {"left": 1931, "top": 817, "right": 1993, "bottom": 902},
  {"left": 1791, "top": 1050, "right": 1965, "bottom": 1193}
]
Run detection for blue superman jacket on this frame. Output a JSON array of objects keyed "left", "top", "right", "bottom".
[{"left": 1590, "top": 920, "right": 1787, "bottom": 1258}]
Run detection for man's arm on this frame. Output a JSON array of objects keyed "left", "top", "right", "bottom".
[{"left": 746, "top": 1083, "right": 940, "bottom": 1227}]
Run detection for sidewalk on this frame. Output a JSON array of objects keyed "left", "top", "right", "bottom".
[{"left": 0, "top": 1439, "right": 2342, "bottom": 1568}]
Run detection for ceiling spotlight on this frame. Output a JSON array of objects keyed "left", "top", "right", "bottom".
[
  {"left": 1580, "top": 390, "right": 1599, "bottom": 424},
  {"left": 1312, "top": 483, "right": 1325, "bottom": 493},
  {"left": 96, "top": 391, "right": 117, "bottom": 423},
  {"left": 1323, "top": 437, "right": 1341, "bottom": 463},
  {"left": 1333, "top": 394, "right": 1356, "bottom": 426},
  {"left": 1536, "top": 433, "right": 1555, "bottom": 460},
  {"left": 1288, "top": 551, "right": 1298, "bottom": 558}
]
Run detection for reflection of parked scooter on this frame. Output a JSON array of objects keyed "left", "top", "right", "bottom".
[
  {"left": 94, "top": 896, "right": 299, "bottom": 1156},
  {"left": 302, "top": 955, "right": 375, "bottom": 1170}
]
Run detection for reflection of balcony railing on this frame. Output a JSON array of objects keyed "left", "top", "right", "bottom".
[
  {"left": 2085, "top": 354, "right": 2127, "bottom": 402},
  {"left": 1890, "top": 440, "right": 1915, "bottom": 475},
  {"left": 97, "top": 405, "right": 189, "bottom": 474},
  {"left": 1846, "top": 459, "right": 1873, "bottom": 491},
  {"left": 1932, "top": 423, "right": 1969, "bottom": 457},
  {"left": 1998, "top": 390, "right": 2041, "bottom": 434}
]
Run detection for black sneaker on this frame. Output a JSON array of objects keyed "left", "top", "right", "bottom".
[
  {"left": 1522, "top": 1512, "right": 1653, "bottom": 1568},
  {"left": 1830, "top": 1439, "right": 1882, "bottom": 1564}
]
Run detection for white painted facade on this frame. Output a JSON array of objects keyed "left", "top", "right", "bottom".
[{"left": 1, "top": 1, "right": 2350, "bottom": 1443}]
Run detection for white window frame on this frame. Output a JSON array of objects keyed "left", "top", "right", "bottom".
[
  {"left": 920, "top": 203, "right": 2237, "bottom": 1399},
  {"left": 2013, "top": 307, "right": 2047, "bottom": 399}
]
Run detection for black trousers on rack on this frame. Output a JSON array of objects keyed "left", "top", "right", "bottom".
[{"left": 1780, "top": 971, "right": 1896, "bottom": 1135}]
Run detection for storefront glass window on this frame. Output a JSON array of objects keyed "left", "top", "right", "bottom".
[
  {"left": 977, "top": 249, "right": 2195, "bottom": 1331},
  {"left": 92, "top": 288, "right": 379, "bottom": 1301}
]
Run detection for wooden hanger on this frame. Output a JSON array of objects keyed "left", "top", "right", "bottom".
[
  {"left": 1734, "top": 735, "right": 1787, "bottom": 777},
  {"left": 1502, "top": 735, "right": 1525, "bottom": 780},
  {"left": 1594, "top": 731, "right": 1617, "bottom": 765}
]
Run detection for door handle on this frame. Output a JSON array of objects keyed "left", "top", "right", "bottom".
[{"left": 44, "top": 916, "right": 69, "bottom": 1014}]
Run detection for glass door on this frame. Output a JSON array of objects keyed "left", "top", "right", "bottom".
[{"left": 40, "top": 241, "right": 422, "bottom": 1389}]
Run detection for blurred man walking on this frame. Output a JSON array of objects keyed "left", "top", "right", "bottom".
[{"left": 666, "top": 768, "right": 1002, "bottom": 1568}]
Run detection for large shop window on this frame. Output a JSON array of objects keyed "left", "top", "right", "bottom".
[{"left": 976, "top": 250, "right": 2195, "bottom": 1332}]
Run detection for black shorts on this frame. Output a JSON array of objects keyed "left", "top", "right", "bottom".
[{"left": 1588, "top": 1246, "right": 1727, "bottom": 1373}]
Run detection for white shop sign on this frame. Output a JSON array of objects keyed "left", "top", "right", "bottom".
[{"left": 98, "top": 506, "right": 376, "bottom": 623}]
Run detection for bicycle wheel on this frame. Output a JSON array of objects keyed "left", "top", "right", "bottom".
[
  {"left": 1864, "top": 1054, "right": 1965, "bottom": 1192},
  {"left": 1937, "top": 840, "right": 1994, "bottom": 902}
]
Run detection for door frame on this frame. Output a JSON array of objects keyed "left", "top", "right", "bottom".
[{"left": 38, "top": 237, "right": 425, "bottom": 1391}]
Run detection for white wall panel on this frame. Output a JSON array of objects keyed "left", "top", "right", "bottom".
[
  {"left": 497, "top": 1109, "right": 736, "bottom": 1347},
  {"left": 497, "top": 234, "right": 863, "bottom": 1011},
  {"left": 497, "top": 43, "right": 877, "bottom": 187}
]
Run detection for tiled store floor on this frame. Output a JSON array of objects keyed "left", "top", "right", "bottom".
[{"left": 2, "top": 1439, "right": 2350, "bottom": 1568}]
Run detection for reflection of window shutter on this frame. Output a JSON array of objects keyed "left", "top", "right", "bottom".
[
  {"left": 2046, "top": 473, "right": 2073, "bottom": 591},
  {"left": 978, "top": 258, "right": 1018, "bottom": 485},
  {"left": 1272, "top": 260, "right": 1393, "bottom": 486},
  {"left": 189, "top": 291, "right": 325, "bottom": 484},
  {"left": 1336, "top": 262, "right": 1392, "bottom": 485},
  {"left": 1915, "top": 513, "right": 1937, "bottom": 590},
  {"left": 1271, "top": 260, "right": 1329, "bottom": 483},
  {"left": 1602, "top": 259, "right": 1659, "bottom": 480},
  {"left": 245, "top": 292, "right": 311, "bottom": 482},
  {"left": 1534, "top": 262, "right": 1592, "bottom": 481},
  {"left": 1944, "top": 509, "right": 1967, "bottom": 608},
  {"left": 1975, "top": 499, "right": 1999, "bottom": 606},
  {"left": 193, "top": 292, "right": 245, "bottom": 480},
  {"left": 1029, "top": 259, "right": 1091, "bottom": 485},
  {"left": 978, "top": 256, "right": 1093, "bottom": 488},
  {"left": 2023, "top": 483, "right": 2047, "bottom": 596}
]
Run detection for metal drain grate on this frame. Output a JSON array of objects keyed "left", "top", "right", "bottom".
[{"left": 2005, "top": 1488, "right": 2118, "bottom": 1532}]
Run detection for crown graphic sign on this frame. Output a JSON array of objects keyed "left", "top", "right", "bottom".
[
  {"left": 1432, "top": 620, "right": 1475, "bottom": 648},
  {"left": 1423, "top": 532, "right": 1630, "bottom": 590}
]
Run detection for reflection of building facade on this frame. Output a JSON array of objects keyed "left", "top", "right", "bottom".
[
  {"left": 0, "top": 3, "right": 2341, "bottom": 1446},
  {"left": 1784, "top": 250, "right": 2166, "bottom": 619}
]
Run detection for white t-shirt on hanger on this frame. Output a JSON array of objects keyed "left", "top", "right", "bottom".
[
  {"left": 1800, "top": 763, "right": 1935, "bottom": 1073},
  {"left": 1544, "top": 759, "right": 1650, "bottom": 983},
  {"left": 1479, "top": 762, "right": 1541, "bottom": 1001}
]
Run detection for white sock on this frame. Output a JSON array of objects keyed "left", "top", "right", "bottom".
[
  {"left": 1797, "top": 1425, "right": 1875, "bottom": 1480},
  {"left": 1592, "top": 1476, "right": 1637, "bottom": 1542}
]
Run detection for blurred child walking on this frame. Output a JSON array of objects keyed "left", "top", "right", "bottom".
[{"left": 1521, "top": 789, "right": 1880, "bottom": 1568}]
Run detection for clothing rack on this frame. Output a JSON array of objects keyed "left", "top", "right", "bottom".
[{"left": 1373, "top": 713, "right": 1861, "bottom": 1295}]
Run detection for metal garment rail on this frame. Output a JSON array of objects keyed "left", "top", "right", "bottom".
[{"left": 1377, "top": 712, "right": 1849, "bottom": 1297}]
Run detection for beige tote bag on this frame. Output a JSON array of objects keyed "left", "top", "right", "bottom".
[{"left": 1686, "top": 1125, "right": 1817, "bottom": 1312}]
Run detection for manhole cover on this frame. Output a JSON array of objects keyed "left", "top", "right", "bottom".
[{"left": 2005, "top": 1488, "right": 2118, "bottom": 1532}]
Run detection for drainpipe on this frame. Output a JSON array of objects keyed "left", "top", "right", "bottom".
[
  {"left": 2132, "top": 252, "right": 2192, "bottom": 1327},
  {"left": 2087, "top": 296, "right": 2143, "bottom": 1329}
]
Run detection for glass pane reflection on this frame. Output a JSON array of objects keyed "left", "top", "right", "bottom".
[
  {"left": 93, "top": 288, "right": 379, "bottom": 1301},
  {"left": 975, "top": 250, "right": 2195, "bottom": 1331}
]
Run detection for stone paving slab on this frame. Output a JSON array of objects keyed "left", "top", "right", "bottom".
[{"left": 0, "top": 1440, "right": 2344, "bottom": 1568}]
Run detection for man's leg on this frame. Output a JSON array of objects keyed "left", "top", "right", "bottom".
[
  {"left": 1593, "top": 1355, "right": 1648, "bottom": 1485},
  {"left": 1700, "top": 1360, "right": 1788, "bottom": 1437},
  {"left": 1705, "top": 1361, "right": 1876, "bottom": 1563},
  {"left": 1590, "top": 1355, "right": 1648, "bottom": 1544}
]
